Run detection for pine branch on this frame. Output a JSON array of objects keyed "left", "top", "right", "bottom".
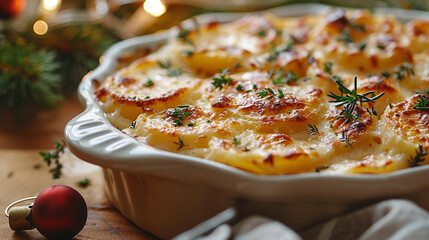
[{"left": 0, "top": 41, "right": 63, "bottom": 120}]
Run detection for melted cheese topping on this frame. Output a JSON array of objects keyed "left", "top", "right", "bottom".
[{"left": 95, "top": 9, "right": 429, "bottom": 174}]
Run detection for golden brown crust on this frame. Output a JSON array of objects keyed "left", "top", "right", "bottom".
[{"left": 95, "top": 9, "right": 429, "bottom": 174}]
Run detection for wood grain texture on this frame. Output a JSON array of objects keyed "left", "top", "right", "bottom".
[{"left": 0, "top": 97, "right": 159, "bottom": 239}]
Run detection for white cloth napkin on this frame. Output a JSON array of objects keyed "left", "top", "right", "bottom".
[{"left": 194, "top": 200, "right": 429, "bottom": 240}]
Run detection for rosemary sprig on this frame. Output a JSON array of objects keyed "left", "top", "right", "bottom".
[
  {"left": 412, "top": 96, "right": 429, "bottom": 110},
  {"left": 339, "top": 131, "right": 355, "bottom": 147},
  {"left": 40, "top": 140, "right": 66, "bottom": 179},
  {"left": 307, "top": 124, "right": 320, "bottom": 135},
  {"left": 408, "top": 144, "right": 427, "bottom": 167},
  {"left": 328, "top": 76, "right": 385, "bottom": 123},
  {"left": 212, "top": 68, "right": 232, "bottom": 90}
]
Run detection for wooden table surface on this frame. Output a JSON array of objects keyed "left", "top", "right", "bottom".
[{"left": 0, "top": 97, "right": 159, "bottom": 240}]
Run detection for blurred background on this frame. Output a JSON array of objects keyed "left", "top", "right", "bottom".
[{"left": 0, "top": 0, "right": 427, "bottom": 147}]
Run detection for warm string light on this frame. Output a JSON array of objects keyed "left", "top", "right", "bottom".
[
  {"left": 143, "top": 0, "right": 167, "bottom": 17},
  {"left": 33, "top": 20, "right": 48, "bottom": 35},
  {"left": 42, "top": 0, "right": 61, "bottom": 11}
]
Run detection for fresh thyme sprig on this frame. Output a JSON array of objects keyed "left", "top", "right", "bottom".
[
  {"left": 270, "top": 68, "right": 301, "bottom": 86},
  {"left": 408, "top": 144, "right": 427, "bottom": 167},
  {"left": 328, "top": 76, "right": 385, "bottom": 123},
  {"left": 258, "top": 88, "right": 285, "bottom": 99},
  {"left": 212, "top": 68, "right": 232, "bottom": 90},
  {"left": 412, "top": 96, "right": 429, "bottom": 110},
  {"left": 307, "top": 124, "right": 320, "bottom": 135},
  {"left": 158, "top": 60, "right": 183, "bottom": 77},
  {"left": 174, "top": 136, "right": 186, "bottom": 150},
  {"left": 266, "top": 43, "right": 294, "bottom": 62},
  {"left": 40, "top": 140, "right": 66, "bottom": 179},
  {"left": 393, "top": 61, "right": 415, "bottom": 81},
  {"left": 170, "top": 105, "right": 193, "bottom": 127}
]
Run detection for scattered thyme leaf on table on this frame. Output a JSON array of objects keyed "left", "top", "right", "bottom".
[{"left": 40, "top": 140, "right": 66, "bottom": 179}]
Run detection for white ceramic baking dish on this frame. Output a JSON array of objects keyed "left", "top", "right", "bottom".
[{"left": 65, "top": 4, "right": 429, "bottom": 239}]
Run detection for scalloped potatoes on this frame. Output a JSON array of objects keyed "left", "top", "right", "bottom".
[{"left": 95, "top": 8, "right": 429, "bottom": 174}]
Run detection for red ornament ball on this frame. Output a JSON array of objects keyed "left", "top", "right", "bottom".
[
  {"left": 0, "top": 0, "right": 26, "bottom": 19},
  {"left": 31, "top": 185, "right": 87, "bottom": 239}
]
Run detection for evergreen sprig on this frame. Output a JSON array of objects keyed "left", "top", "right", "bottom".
[{"left": 0, "top": 42, "right": 63, "bottom": 120}]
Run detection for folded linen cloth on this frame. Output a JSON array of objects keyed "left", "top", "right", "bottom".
[{"left": 177, "top": 200, "right": 429, "bottom": 240}]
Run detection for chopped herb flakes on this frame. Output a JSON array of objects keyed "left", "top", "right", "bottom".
[
  {"left": 170, "top": 105, "right": 194, "bottom": 127},
  {"left": 413, "top": 96, "right": 429, "bottom": 110},
  {"left": 144, "top": 79, "right": 154, "bottom": 86},
  {"left": 77, "top": 178, "right": 91, "bottom": 187},
  {"left": 212, "top": 68, "right": 232, "bottom": 90},
  {"left": 271, "top": 68, "right": 301, "bottom": 86},
  {"left": 392, "top": 60, "right": 415, "bottom": 81},
  {"left": 324, "top": 61, "right": 333, "bottom": 75},
  {"left": 336, "top": 29, "right": 353, "bottom": 45},
  {"left": 266, "top": 43, "right": 293, "bottom": 62},
  {"left": 158, "top": 60, "right": 183, "bottom": 77},
  {"left": 177, "top": 28, "right": 193, "bottom": 46},
  {"left": 357, "top": 42, "right": 367, "bottom": 51}
]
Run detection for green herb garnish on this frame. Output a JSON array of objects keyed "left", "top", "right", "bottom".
[
  {"left": 408, "top": 145, "right": 427, "bottom": 167},
  {"left": 357, "top": 42, "right": 367, "bottom": 51},
  {"left": 336, "top": 29, "right": 353, "bottom": 45},
  {"left": 328, "top": 76, "right": 385, "bottom": 123},
  {"left": 324, "top": 61, "right": 333, "bottom": 75},
  {"left": 271, "top": 68, "right": 300, "bottom": 86},
  {"left": 307, "top": 124, "right": 320, "bottom": 135},
  {"left": 393, "top": 60, "right": 415, "bottom": 81},
  {"left": 144, "top": 79, "right": 154, "bottom": 86},
  {"left": 412, "top": 96, "right": 429, "bottom": 110},
  {"left": 174, "top": 136, "right": 186, "bottom": 150},
  {"left": 40, "top": 140, "right": 66, "bottom": 179},
  {"left": 266, "top": 43, "right": 294, "bottom": 62},
  {"left": 77, "top": 178, "right": 91, "bottom": 187},
  {"left": 212, "top": 68, "right": 232, "bottom": 90},
  {"left": 158, "top": 60, "right": 183, "bottom": 77}
]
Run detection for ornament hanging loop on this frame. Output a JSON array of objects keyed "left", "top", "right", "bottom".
[{"left": 5, "top": 196, "right": 36, "bottom": 231}]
